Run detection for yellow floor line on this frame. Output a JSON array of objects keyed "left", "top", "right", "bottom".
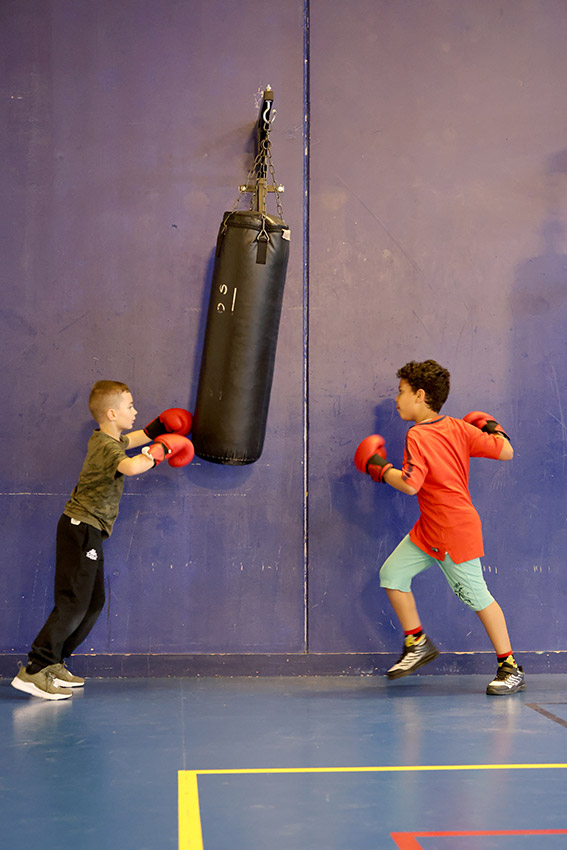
[
  {"left": 178, "top": 770, "right": 203, "bottom": 850},
  {"left": 178, "top": 763, "right": 567, "bottom": 850},
  {"left": 191, "top": 762, "right": 567, "bottom": 775}
]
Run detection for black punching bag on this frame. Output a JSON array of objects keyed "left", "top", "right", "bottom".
[
  {"left": 192, "top": 209, "right": 290, "bottom": 464},
  {"left": 192, "top": 85, "right": 290, "bottom": 465}
]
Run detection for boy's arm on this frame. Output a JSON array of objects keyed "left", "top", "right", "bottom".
[
  {"left": 125, "top": 429, "right": 152, "bottom": 450},
  {"left": 496, "top": 433, "right": 514, "bottom": 461},
  {"left": 464, "top": 411, "right": 514, "bottom": 461},
  {"left": 382, "top": 467, "right": 417, "bottom": 495},
  {"left": 355, "top": 434, "right": 419, "bottom": 495},
  {"left": 116, "top": 430, "right": 154, "bottom": 476},
  {"left": 118, "top": 433, "right": 195, "bottom": 476},
  {"left": 117, "top": 452, "right": 154, "bottom": 476},
  {"left": 381, "top": 434, "right": 511, "bottom": 491},
  {"left": 100, "top": 430, "right": 153, "bottom": 476},
  {"left": 125, "top": 408, "right": 194, "bottom": 452}
]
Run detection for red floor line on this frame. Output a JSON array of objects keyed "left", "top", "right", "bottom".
[
  {"left": 390, "top": 834, "right": 423, "bottom": 850},
  {"left": 390, "top": 829, "right": 567, "bottom": 849}
]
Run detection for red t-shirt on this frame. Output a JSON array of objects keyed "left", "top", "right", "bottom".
[{"left": 401, "top": 416, "right": 503, "bottom": 563}]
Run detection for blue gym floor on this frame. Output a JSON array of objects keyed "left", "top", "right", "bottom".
[{"left": 2, "top": 673, "right": 567, "bottom": 850}]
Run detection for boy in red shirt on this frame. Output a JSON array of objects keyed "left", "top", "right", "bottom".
[{"left": 355, "top": 360, "right": 524, "bottom": 695}]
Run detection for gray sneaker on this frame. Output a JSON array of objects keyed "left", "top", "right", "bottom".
[
  {"left": 44, "top": 662, "right": 85, "bottom": 688},
  {"left": 386, "top": 635, "right": 440, "bottom": 679},
  {"left": 11, "top": 665, "right": 73, "bottom": 700},
  {"left": 486, "top": 662, "right": 526, "bottom": 695}
]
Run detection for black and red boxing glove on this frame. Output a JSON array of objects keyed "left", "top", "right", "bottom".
[
  {"left": 354, "top": 435, "right": 387, "bottom": 472},
  {"left": 463, "top": 411, "right": 510, "bottom": 441},
  {"left": 354, "top": 434, "right": 394, "bottom": 483},
  {"left": 142, "top": 434, "right": 195, "bottom": 468},
  {"left": 368, "top": 455, "right": 394, "bottom": 483},
  {"left": 144, "top": 408, "right": 193, "bottom": 440}
]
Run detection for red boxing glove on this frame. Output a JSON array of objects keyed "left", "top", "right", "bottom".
[
  {"left": 163, "top": 434, "right": 195, "bottom": 467},
  {"left": 354, "top": 435, "right": 387, "bottom": 472},
  {"left": 463, "top": 411, "right": 510, "bottom": 441},
  {"left": 144, "top": 408, "right": 193, "bottom": 440},
  {"left": 354, "top": 434, "right": 393, "bottom": 482},
  {"left": 368, "top": 456, "right": 394, "bottom": 483},
  {"left": 143, "top": 434, "right": 195, "bottom": 468}
]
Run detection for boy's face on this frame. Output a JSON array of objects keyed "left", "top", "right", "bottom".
[
  {"left": 110, "top": 392, "right": 137, "bottom": 432},
  {"left": 395, "top": 379, "right": 423, "bottom": 421}
]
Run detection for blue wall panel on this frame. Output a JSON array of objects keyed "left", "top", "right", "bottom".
[
  {"left": 308, "top": 0, "right": 567, "bottom": 654},
  {"left": 2, "top": 0, "right": 567, "bottom": 670},
  {"left": 0, "top": 0, "right": 305, "bottom": 657}
]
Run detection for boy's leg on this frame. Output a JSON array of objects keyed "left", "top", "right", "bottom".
[
  {"left": 477, "top": 600, "right": 526, "bottom": 695},
  {"left": 61, "top": 557, "right": 105, "bottom": 659},
  {"left": 384, "top": 588, "right": 421, "bottom": 631},
  {"left": 27, "top": 516, "right": 104, "bottom": 672},
  {"left": 437, "top": 555, "right": 525, "bottom": 694},
  {"left": 380, "top": 536, "right": 440, "bottom": 678},
  {"left": 476, "top": 600, "right": 512, "bottom": 656},
  {"left": 45, "top": 557, "right": 105, "bottom": 688},
  {"left": 380, "top": 534, "right": 433, "bottom": 597}
]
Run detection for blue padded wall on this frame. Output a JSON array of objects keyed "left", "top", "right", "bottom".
[
  {"left": 1, "top": 0, "right": 305, "bottom": 658},
  {"left": 308, "top": 0, "right": 567, "bottom": 657},
  {"left": 2, "top": 0, "right": 567, "bottom": 671}
]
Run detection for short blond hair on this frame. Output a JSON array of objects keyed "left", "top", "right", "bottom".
[{"left": 89, "top": 380, "right": 130, "bottom": 422}]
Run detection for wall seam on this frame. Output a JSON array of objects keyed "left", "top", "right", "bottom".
[{"left": 302, "top": 0, "right": 311, "bottom": 653}]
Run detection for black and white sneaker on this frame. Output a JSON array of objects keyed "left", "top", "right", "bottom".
[
  {"left": 386, "top": 635, "right": 440, "bottom": 679},
  {"left": 486, "top": 662, "right": 526, "bottom": 695}
]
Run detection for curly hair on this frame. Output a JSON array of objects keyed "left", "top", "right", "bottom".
[
  {"left": 396, "top": 360, "right": 450, "bottom": 413},
  {"left": 89, "top": 380, "right": 130, "bottom": 422}
]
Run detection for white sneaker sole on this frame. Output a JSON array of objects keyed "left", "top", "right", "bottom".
[
  {"left": 486, "top": 682, "right": 526, "bottom": 695},
  {"left": 53, "top": 677, "right": 84, "bottom": 688},
  {"left": 11, "top": 676, "right": 72, "bottom": 700}
]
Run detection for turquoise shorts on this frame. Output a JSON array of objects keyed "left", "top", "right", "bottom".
[{"left": 379, "top": 534, "right": 495, "bottom": 612}]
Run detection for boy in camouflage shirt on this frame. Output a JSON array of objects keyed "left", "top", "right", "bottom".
[{"left": 12, "top": 381, "right": 193, "bottom": 700}]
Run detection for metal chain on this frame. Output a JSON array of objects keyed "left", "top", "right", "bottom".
[
  {"left": 265, "top": 138, "right": 284, "bottom": 219},
  {"left": 231, "top": 126, "right": 284, "bottom": 218},
  {"left": 231, "top": 153, "right": 259, "bottom": 213}
]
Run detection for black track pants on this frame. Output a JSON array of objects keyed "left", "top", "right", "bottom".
[{"left": 28, "top": 515, "right": 105, "bottom": 671}]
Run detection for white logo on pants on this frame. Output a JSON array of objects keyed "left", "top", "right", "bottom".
[{"left": 86, "top": 549, "right": 98, "bottom": 561}]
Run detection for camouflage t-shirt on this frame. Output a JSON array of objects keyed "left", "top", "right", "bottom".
[{"left": 64, "top": 430, "right": 131, "bottom": 537}]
